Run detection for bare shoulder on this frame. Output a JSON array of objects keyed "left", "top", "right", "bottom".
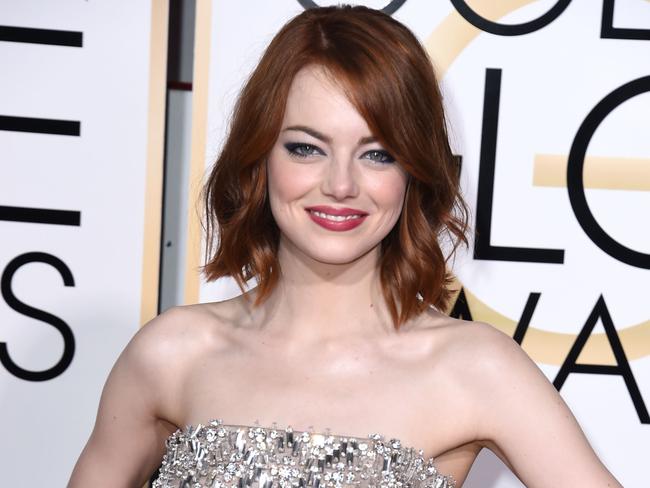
[
  {"left": 68, "top": 300, "right": 243, "bottom": 487},
  {"left": 412, "top": 310, "right": 541, "bottom": 407},
  {"left": 416, "top": 313, "right": 621, "bottom": 486},
  {"left": 133, "top": 298, "right": 242, "bottom": 361},
  {"left": 414, "top": 308, "right": 521, "bottom": 366},
  {"left": 442, "top": 317, "right": 545, "bottom": 388},
  {"left": 113, "top": 300, "right": 245, "bottom": 424},
  {"left": 116, "top": 300, "right": 244, "bottom": 407}
]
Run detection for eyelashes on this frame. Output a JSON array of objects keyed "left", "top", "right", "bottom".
[
  {"left": 284, "top": 142, "right": 323, "bottom": 158},
  {"left": 362, "top": 149, "right": 395, "bottom": 164},
  {"left": 283, "top": 142, "right": 395, "bottom": 164}
]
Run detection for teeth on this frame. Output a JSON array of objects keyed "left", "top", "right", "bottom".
[{"left": 311, "top": 210, "right": 363, "bottom": 222}]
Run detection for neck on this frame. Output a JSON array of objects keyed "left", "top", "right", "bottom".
[{"left": 245, "top": 236, "right": 401, "bottom": 346}]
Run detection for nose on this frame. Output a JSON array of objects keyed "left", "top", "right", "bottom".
[{"left": 321, "top": 154, "right": 359, "bottom": 200}]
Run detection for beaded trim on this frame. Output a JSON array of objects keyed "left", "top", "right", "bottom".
[{"left": 152, "top": 419, "right": 455, "bottom": 488}]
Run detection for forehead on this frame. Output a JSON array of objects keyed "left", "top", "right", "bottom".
[{"left": 282, "top": 65, "right": 371, "bottom": 134}]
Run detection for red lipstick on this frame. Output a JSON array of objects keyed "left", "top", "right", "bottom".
[{"left": 305, "top": 205, "right": 368, "bottom": 231}]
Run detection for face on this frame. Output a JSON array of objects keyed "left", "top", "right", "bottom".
[{"left": 266, "top": 65, "right": 409, "bottom": 265}]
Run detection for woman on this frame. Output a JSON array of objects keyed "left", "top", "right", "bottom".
[{"left": 69, "top": 5, "right": 621, "bottom": 487}]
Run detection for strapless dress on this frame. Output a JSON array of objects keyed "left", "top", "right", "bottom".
[{"left": 151, "top": 419, "right": 455, "bottom": 488}]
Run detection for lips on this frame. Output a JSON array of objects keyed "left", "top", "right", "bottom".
[
  {"left": 305, "top": 205, "right": 368, "bottom": 216},
  {"left": 304, "top": 205, "right": 368, "bottom": 231}
]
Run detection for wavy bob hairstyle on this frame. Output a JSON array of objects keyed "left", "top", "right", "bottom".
[{"left": 202, "top": 5, "right": 470, "bottom": 329}]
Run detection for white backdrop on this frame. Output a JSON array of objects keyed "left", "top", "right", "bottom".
[
  {"left": 0, "top": 0, "right": 166, "bottom": 485},
  {"left": 182, "top": 1, "right": 650, "bottom": 486}
]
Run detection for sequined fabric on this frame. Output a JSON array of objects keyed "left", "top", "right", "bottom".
[{"left": 152, "top": 419, "right": 455, "bottom": 488}]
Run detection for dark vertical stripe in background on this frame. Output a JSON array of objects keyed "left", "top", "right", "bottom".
[{"left": 0, "top": 25, "right": 83, "bottom": 47}]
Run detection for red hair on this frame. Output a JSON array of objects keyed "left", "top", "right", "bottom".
[{"left": 202, "top": 5, "right": 470, "bottom": 328}]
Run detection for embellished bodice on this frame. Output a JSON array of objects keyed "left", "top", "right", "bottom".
[{"left": 151, "top": 419, "right": 455, "bottom": 488}]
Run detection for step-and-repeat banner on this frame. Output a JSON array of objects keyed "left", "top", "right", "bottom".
[
  {"left": 0, "top": 0, "right": 167, "bottom": 485},
  {"left": 184, "top": 1, "right": 649, "bottom": 486}
]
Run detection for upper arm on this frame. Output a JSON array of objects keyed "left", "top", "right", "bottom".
[
  {"left": 469, "top": 322, "right": 622, "bottom": 488},
  {"left": 68, "top": 307, "right": 186, "bottom": 487}
]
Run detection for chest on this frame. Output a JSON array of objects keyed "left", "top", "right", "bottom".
[{"left": 168, "top": 343, "right": 475, "bottom": 462}]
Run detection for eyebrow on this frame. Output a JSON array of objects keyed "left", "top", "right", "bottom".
[{"left": 283, "top": 125, "right": 377, "bottom": 145}]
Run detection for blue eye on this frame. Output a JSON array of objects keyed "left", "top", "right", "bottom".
[
  {"left": 284, "top": 143, "right": 394, "bottom": 164},
  {"left": 363, "top": 149, "right": 395, "bottom": 164},
  {"left": 284, "top": 142, "right": 323, "bottom": 158}
]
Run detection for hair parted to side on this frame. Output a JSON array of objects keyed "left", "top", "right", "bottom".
[{"left": 202, "top": 5, "right": 470, "bottom": 329}]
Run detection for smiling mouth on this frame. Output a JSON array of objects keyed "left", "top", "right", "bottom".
[{"left": 308, "top": 210, "right": 365, "bottom": 221}]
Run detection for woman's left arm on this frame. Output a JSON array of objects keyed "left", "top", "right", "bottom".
[{"left": 470, "top": 322, "right": 623, "bottom": 488}]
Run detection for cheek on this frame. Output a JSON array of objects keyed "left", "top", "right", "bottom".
[
  {"left": 267, "top": 152, "right": 314, "bottom": 213},
  {"left": 366, "top": 172, "right": 408, "bottom": 215}
]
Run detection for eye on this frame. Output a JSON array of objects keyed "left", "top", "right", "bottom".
[
  {"left": 284, "top": 142, "right": 324, "bottom": 158},
  {"left": 362, "top": 149, "right": 395, "bottom": 164}
]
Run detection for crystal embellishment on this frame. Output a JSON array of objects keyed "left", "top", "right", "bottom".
[{"left": 151, "top": 419, "right": 455, "bottom": 488}]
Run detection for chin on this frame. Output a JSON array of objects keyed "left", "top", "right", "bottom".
[{"left": 304, "top": 243, "right": 379, "bottom": 265}]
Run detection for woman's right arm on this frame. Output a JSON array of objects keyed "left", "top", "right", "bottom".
[{"left": 68, "top": 308, "right": 185, "bottom": 487}]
